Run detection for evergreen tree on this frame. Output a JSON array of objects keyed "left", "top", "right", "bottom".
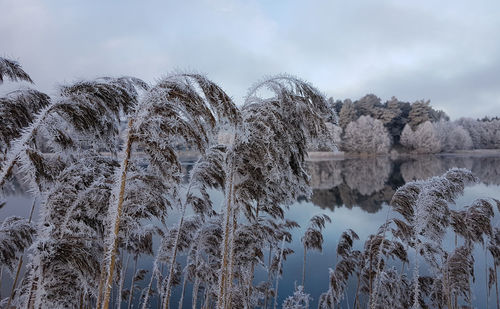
[
  {"left": 408, "top": 100, "right": 431, "bottom": 129},
  {"left": 338, "top": 99, "right": 358, "bottom": 129},
  {"left": 355, "top": 94, "right": 383, "bottom": 119}
]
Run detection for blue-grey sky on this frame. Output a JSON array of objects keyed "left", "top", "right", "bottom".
[{"left": 1, "top": 0, "right": 499, "bottom": 119}]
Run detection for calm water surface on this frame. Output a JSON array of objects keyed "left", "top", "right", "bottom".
[{"left": 2, "top": 154, "right": 500, "bottom": 308}]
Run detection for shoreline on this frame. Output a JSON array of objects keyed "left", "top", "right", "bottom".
[{"left": 306, "top": 149, "right": 500, "bottom": 161}]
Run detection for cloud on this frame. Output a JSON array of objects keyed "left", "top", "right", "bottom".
[
  {"left": 353, "top": 52, "right": 500, "bottom": 119},
  {"left": 1, "top": 0, "right": 499, "bottom": 118}
]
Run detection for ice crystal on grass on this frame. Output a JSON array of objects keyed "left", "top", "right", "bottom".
[
  {"left": 0, "top": 76, "right": 147, "bottom": 191},
  {"left": 0, "top": 57, "right": 33, "bottom": 84},
  {"left": 389, "top": 168, "right": 479, "bottom": 308},
  {"left": 0, "top": 216, "right": 35, "bottom": 272},
  {"left": 282, "top": 285, "right": 311, "bottom": 309},
  {"left": 0, "top": 89, "right": 50, "bottom": 154}
]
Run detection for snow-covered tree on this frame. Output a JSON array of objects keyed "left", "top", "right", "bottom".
[
  {"left": 456, "top": 117, "right": 500, "bottom": 149},
  {"left": 483, "top": 119, "right": 500, "bottom": 149},
  {"left": 378, "top": 97, "right": 402, "bottom": 126},
  {"left": 383, "top": 98, "right": 411, "bottom": 145},
  {"left": 433, "top": 120, "right": 473, "bottom": 152},
  {"left": 456, "top": 118, "right": 486, "bottom": 148},
  {"left": 342, "top": 115, "right": 391, "bottom": 154},
  {"left": 408, "top": 100, "right": 432, "bottom": 129},
  {"left": 448, "top": 123, "right": 473, "bottom": 151},
  {"left": 400, "top": 124, "right": 414, "bottom": 150},
  {"left": 329, "top": 123, "right": 342, "bottom": 150},
  {"left": 401, "top": 121, "right": 441, "bottom": 153},
  {"left": 355, "top": 94, "right": 383, "bottom": 119},
  {"left": 308, "top": 122, "right": 341, "bottom": 152},
  {"left": 413, "top": 121, "right": 441, "bottom": 153},
  {"left": 338, "top": 99, "right": 358, "bottom": 129}
]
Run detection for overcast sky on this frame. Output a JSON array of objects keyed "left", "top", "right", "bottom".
[{"left": 1, "top": 0, "right": 499, "bottom": 119}]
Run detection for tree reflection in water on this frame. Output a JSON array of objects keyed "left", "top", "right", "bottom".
[
  {"left": 343, "top": 157, "right": 391, "bottom": 196},
  {"left": 308, "top": 154, "right": 500, "bottom": 213}
]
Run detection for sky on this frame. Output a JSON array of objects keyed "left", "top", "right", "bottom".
[{"left": 1, "top": 0, "right": 499, "bottom": 119}]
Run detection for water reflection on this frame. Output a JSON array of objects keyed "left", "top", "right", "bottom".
[
  {"left": 343, "top": 157, "right": 391, "bottom": 195},
  {"left": 308, "top": 154, "right": 500, "bottom": 213},
  {"left": 5, "top": 155, "right": 500, "bottom": 212}
]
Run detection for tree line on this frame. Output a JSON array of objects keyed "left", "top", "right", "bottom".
[{"left": 328, "top": 95, "right": 500, "bottom": 154}]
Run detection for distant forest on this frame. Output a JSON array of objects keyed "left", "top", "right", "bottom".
[{"left": 325, "top": 94, "right": 500, "bottom": 154}]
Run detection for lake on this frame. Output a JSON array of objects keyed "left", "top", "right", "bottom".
[{"left": 2, "top": 153, "right": 500, "bottom": 308}]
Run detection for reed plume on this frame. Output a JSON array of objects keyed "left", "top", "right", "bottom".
[
  {"left": 0, "top": 89, "right": 50, "bottom": 155},
  {"left": 0, "top": 216, "right": 36, "bottom": 272},
  {"left": 101, "top": 73, "right": 240, "bottom": 309},
  {"left": 0, "top": 76, "right": 146, "bottom": 190},
  {"left": 319, "top": 229, "right": 360, "bottom": 308},
  {"left": 0, "top": 57, "right": 33, "bottom": 84},
  {"left": 217, "top": 75, "right": 336, "bottom": 309},
  {"left": 301, "top": 214, "right": 331, "bottom": 288},
  {"left": 390, "top": 168, "right": 476, "bottom": 308}
]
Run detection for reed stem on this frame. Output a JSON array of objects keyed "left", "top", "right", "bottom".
[
  {"left": 273, "top": 236, "right": 286, "bottom": 309},
  {"left": 224, "top": 205, "right": 238, "bottom": 309},
  {"left": 302, "top": 246, "right": 307, "bottom": 288},
  {"left": 217, "top": 162, "right": 234, "bottom": 309},
  {"left": 102, "top": 118, "right": 134, "bottom": 309},
  {"left": 495, "top": 263, "right": 499, "bottom": 309},
  {"left": 264, "top": 243, "right": 273, "bottom": 309},
  {"left": 128, "top": 255, "right": 138, "bottom": 309}
]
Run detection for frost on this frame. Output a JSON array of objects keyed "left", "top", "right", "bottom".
[
  {"left": 0, "top": 57, "right": 33, "bottom": 84},
  {"left": 282, "top": 285, "right": 311, "bottom": 309},
  {"left": 0, "top": 216, "right": 35, "bottom": 272}
]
